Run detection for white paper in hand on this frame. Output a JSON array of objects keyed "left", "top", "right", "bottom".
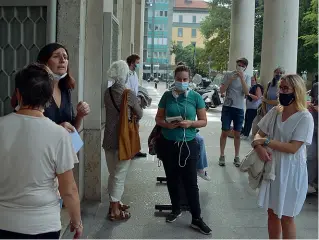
[{"left": 69, "top": 131, "right": 84, "bottom": 153}]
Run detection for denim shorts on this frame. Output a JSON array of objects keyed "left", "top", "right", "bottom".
[{"left": 221, "top": 106, "right": 244, "bottom": 132}]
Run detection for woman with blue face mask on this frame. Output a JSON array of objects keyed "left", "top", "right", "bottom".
[
  {"left": 155, "top": 65, "right": 212, "bottom": 235},
  {"left": 262, "top": 67, "right": 285, "bottom": 113}
]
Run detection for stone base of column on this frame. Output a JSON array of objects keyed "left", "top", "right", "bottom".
[{"left": 83, "top": 129, "right": 103, "bottom": 201}]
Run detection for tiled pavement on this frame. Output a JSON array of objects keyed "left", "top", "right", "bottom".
[{"left": 62, "top": 81, "right": 318, "bottom": 239}]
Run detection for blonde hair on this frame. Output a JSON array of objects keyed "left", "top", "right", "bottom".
[{"left": 279, "top": 74, "right": 307, "bottom": 111}]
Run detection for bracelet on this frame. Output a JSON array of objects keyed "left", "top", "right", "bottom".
[{"left": 70, "top": 220, "right": 82, "bottom": 229}]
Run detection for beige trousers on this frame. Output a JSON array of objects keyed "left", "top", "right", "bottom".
[{"left": 104, "top": 149, "right": 131, "bottom": 202}]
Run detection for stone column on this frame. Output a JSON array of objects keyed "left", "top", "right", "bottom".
[
  {"left": 259, "top": 0, "right": 299, "bottom": 86},
  {"left": 56, "top": 0, "right": 87, "bottom": 200},
  {"left": 121, "top": 0, "right": 136, "bottom": 59},
  {"left": 134, "top": 0, "right": 145, "bottom": 83},
  {"left": 228, "top": 0, "right": 255, "bottom": 76},
  {"left": 83, "top": 0, "right": 104, "bottom": 201}
]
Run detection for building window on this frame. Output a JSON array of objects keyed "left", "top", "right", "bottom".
[
  {"left": 178, "top": 28, "right": 183, "bottom": 37},
  {"left": 148, "top": 10, "right": 153, "bottom": 17},
  {"left": 154, "top": 24, "right": 165, "bottom": 31},
  {"left": 147, "top": 37, "right": 152, "bottom": 44},
  {"left": 192, "top": 15, "right": 196, "bottom": 23},
  {"left": 164, "top": 11, "right": 168, "bottom": 17},
  {"left": 147, "top": 51, "right": 152, "bottom": 58},
  {"left": 155, "top": 11, "right": 160, "bottom": 17},
  {"left": 153, "top": 52, "right": 158, "bottom": 58},
  {"left": 191, "top": 41, "right": 196, "bottom": 47},
  {"left": 179, "top": 15, "right": 183, "bottom": 23},
  {"left": 148, "top": 23, "right": 152, "bottom": 31},
  {"left": 191, "top": 29, "right": 197, "bottom": 38},
  {"left": 177, "top": 41, "right": 183, "bottom": 46},
  {"left": 160, "top": 11, "right": 163, "bottom": 16}
]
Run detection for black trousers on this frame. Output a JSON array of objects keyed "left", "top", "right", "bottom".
[
  {"left": 242, "top": 109, "right": 257, "bottom": 136},
  {"left": 0, "top": 229, "right": 60, "bottom": 239},
  {"left": 158, "top": 136, "right": 201, "bottom": 219}
]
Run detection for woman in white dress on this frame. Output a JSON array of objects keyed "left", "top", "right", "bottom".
[{"left": 252, "top": 74, "right": 314, "bottom": 239}]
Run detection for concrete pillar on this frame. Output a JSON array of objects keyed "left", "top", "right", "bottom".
[
  {"left": 83, "top": 0, "right": 104, "bottom": 201},
  {"left": 121, "top": 0, "right": 136, "bottom": 59},
  {"left": 134, "top": 0, "right": 145, "bottom": 83},
  {"left": 56, "top": 0, "right": 87, "bottom": 200},
  {"left": 228, "top": 0, "right": 255, "bottom": 76},
  {"left": 259, "top": 0, "right": 299, "bottom": 86}
]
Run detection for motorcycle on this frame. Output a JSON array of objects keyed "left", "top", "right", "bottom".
[{"left": 193, "top": 74, "right": 222, "bottom": 110}]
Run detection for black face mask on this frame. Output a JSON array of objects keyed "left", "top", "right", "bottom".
[{"left": 279, "top": 93, "right": 295, "bottom": 106}]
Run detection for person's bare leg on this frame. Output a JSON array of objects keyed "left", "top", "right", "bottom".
[
  {"left": 268, "top": 209, "right": 281, "bottom": 239},
  {"left": 233, "top": 131, "right": 241, "bottom": 157},
  {"left": 281, "top": 215, "right": 296, "bottom": 239},
  {"left": 220, "top": 130, "right": 229, "bottom": 156}
]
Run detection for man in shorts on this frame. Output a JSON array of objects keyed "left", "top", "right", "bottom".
[{"left": 218, "top": 57, "right": 251, "bottom": 167}]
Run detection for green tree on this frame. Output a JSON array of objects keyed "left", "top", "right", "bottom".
[
  {"left": 253, "top": 0, "right": 264, "bottom": 70},
  {"left": 298, "top": 0, "right": 318, "bottom": 73},
  {"left": 200, "top": 0, "right": 231, "bottom": 71},
  {"left": 170, "top": 42, "right": 209, "bottom": 77}
]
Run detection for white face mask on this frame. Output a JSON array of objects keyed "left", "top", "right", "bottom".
[
  {"left": 52, "top": 72, "right": 67, "bottom": 80},
  {"left": 236, "top": 65, "right": 245, "bottom": 72}
]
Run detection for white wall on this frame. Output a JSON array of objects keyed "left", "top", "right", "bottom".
[{"left": 173, "top": 11, "right": 208, "bottom": 23}]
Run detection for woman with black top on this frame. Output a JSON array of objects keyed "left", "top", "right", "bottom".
[{"left": 11, "top": 43, "right": 90, "bottom": 132}]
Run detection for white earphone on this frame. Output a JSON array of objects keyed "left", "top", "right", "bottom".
[
  {"left": 172, "top": 89, "right": 191, "bottom": 168},
  {"left": 172, "top": 89, "right": 190, "bottom": 99}
]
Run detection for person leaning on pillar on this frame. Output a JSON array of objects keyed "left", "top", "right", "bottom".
[{"left": 126, "top": 54, "right": 147, "bottom": 158}]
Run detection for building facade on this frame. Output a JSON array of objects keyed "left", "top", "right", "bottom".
[
  {"left": 143, "top": 0, "right": 173, "bottom": 79},
  {"left": 171, "top": 0, "right": 208, "bottom": 64}
]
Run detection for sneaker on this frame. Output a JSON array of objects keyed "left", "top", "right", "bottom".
[
  {"left": 219, "top": 156, "right": 225, "bottom": 166},
  {"left": 197, "top": 170, "right": 211, "bottom": 181},
  {"left": 240, "top": 135, "right": 249, "bottom": 140},
  {"left": 191, "top": 217, "right": 212, "bottom": 235},
  {"left": 307, "top": 184, "right": 317, "bottom": 194},
  {"left": 233, "top": 156, "right": 241, "bottom": 167},
  {"left": 166, "top": 211, "right": 182, "bottom": 223}
]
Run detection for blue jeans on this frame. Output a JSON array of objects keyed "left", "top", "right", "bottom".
[{"left": 195, "top": 133, "right": 208, "bottom": 170}]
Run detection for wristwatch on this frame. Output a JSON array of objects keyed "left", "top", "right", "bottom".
[{"left": 263, "top": 137, "right": 271, "bottom": 146}]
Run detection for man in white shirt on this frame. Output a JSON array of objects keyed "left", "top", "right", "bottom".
[
  {"left": 126, "top": 54, "right": 147, "bottom": 158},
  {"left": 126, "top": 54, "right": 140, "bottom": 96}
]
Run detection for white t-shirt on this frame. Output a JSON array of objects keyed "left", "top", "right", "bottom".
[
  {"left": 0, "top": 113, "right": 78, "bottom": 234},
  {"left": 126, "top": 70, "right": 139, "bottom": 96}
]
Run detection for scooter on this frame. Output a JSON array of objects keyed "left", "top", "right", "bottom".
[{"left": 192, "top": 74, "right": 222, "bottom": 110}]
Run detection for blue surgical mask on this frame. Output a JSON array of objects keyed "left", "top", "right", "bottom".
[
  {"left": 175, "top": 81, "right": 189, "bottom": 91},
  {"left": 52, "top": 72, "right": 67, "bottom": 80},
  {"left": 135, "top": 64, "right": 140, "bottom": 70}
]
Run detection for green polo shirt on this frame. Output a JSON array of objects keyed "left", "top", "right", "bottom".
[{"left": 158, "top": 90, "right": 205, "bottom": 142}]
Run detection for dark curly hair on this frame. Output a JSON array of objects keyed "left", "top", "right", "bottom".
[
  {"left": 174, "top": 64, "right": 191, "bottom": 77},
  {"left": 15, "top": 63, "right": 54, "bottom": 108}
]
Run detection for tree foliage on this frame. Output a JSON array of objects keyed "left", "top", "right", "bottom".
[
  {"left": 170, "top": 43, "right": 209, "bottom": 77},
  {"left": 298, "top": 0, "right": 318, "bottom": 73},
  {"left": 200, "top": 0, "right": 231, "bottom": 71}
]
